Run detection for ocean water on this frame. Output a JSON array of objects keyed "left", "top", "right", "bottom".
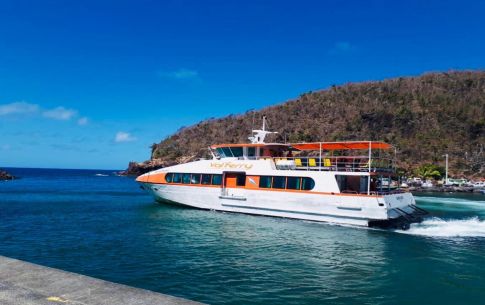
[{"left": 1, "top": 168, "right": 485, "bottom": 305}]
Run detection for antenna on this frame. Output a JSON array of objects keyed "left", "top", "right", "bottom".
[{"left": 248, "top": 115, "right": 277, "bottom": 144}]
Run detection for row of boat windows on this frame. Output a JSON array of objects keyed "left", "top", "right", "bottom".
[
  {"left": 165, "top": 173, "right": 222, "bottom": 185},
  {"left": 164, "top": 172, "right": 315, "bottom": 191},
  {"left": 259, "top": 176, "right": 315, "bottom": 190}
]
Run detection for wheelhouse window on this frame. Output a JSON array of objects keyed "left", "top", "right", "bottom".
[
  {"left": 216, "top": 148, "right": 226, "bottom": 158},
  {"left": 272, "top": 176, "right": 286, "bottom": 189},
  {"left": 212, "top": 174, "right": 222, "bottom": 185},
  {"left": 259, "top": 176, "right": 272, "bottom": 188},
  {"left": 247, "top": 147, "right": 256, "bottom": 158},
  {"left": 230, "top": 147, "right": 243, "bottom": 158},
  {"left": 222, "top": 147, "right": 233, "bottom": 157},
  {"left": 201, "top": 174, "right": 212, "bottom": 185}
]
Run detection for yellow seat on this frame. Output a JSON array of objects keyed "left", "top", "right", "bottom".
[
  {"left": 294, "top": 158, "right": 302, "bottom": 167},
  {"left": 324, "top": 158, "right": 331, "bottom": 167},
  {"left": 309, "top": 158, "right": 317, "bottom": 167}
]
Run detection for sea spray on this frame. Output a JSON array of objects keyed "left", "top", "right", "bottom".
[
  {"left": 399, "top": 217, "right": 485, "bottom": 238},
  {"left": 416, "top": 196, "right": 485, "bottom": 206}
]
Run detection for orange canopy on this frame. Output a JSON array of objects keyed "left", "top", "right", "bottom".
[{"left": 291, "top": 141, "right": 392, "bottom": 151}]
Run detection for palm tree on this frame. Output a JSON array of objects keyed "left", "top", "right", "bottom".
[{"left": 415, "top": 164, "right": 442, "bottom": 180}]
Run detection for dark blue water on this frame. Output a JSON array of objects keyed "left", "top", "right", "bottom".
[{"left": 1, "top": 168, "right": 485, "bottom": 305}]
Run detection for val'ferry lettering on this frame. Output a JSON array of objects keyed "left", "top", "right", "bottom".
[
  {"left": 210, "top": 162, "right": 253, "bottom": 170},
  {"left": 137, "top": 118, "right": 427, "bottom": 230}
]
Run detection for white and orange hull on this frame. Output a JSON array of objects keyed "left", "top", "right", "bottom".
[
  {"left": 137, "top": 159, "right": 426, "bottom": 229},
  {"left": 139, "top": 179, "right": 421, "bottom": 228}
]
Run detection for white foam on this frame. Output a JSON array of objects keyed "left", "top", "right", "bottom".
[
  {"left": 416, "top": 196, "right": 485, "bottom": 205},
  {"left": 400, "top": 217, "right": 485, "bottom": 238}
]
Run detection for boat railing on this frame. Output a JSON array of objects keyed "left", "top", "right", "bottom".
[{"left": 254, "top": 156, "right": 395, "bottom": 172}]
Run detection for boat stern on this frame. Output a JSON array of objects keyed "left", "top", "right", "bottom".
[{"left": 368, "top": 192, "right": 428, "bottom": 230}]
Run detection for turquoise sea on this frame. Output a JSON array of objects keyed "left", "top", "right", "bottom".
[{"left": 1, "top": 168, "right": 485, "bottom": 305}]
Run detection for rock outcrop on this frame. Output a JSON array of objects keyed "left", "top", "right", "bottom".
[
  {"left": 119, "top": 159, "right": 169, "bottom": 176},
  {"left": 0, "top": 170, "right": 15, "bottom": 181}
]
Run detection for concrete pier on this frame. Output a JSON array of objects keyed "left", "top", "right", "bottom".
[{"left": 0, "top": 255, "right": 204, "bottom": 305}]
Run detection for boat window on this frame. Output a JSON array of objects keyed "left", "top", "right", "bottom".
[
  {"left": 165, "top": 173, "right": 173, "bottom": 183},
  {"left": 335, "top": 175, "right": 347, "bottom": 191},
  {"left": 182, "top": 173, "right": 191, "bottom": 184},
  {"left": 216, "top": 148, "right": 226, "bottom": 158},
  {"left": 301, "top": 177, "right": 315, "bottom": 190},
  {"left": 222, "top": 147, "right": 233, "bottom": 157},
  {"left": 212, "top": 174, "right": 222, "bottom": 185},
  {"left": 172, "top": 173, "right": 182, "bottom": 183},
  {"left": 335, "top": 175, "right": 363, "bottom": 193},
  {"left": 287, "top": 177, "right": 301, "bottom": 190},
  {"left": 272, "top": 176, "right": 286, "bottom": 189},
  {"left": 360, "top": 176, "right": 369, "bottom": 193},
  {"left": 191, "top": 174, "right": 201, "bottom": 184},
  {"left": 259, "top": 176, "right": 272, "bottom": 188},
  {"left": 236, "top": 174, "right": 246, "bottom": 186},
  {"left": 230, "top": 147, "right": 244, "bottom": 157},
  {"left": 247, "top": 147, "right": 256, "bottom": 158},
  {"left": 201, "top": 174, "right": 212, "bottom": 185}
]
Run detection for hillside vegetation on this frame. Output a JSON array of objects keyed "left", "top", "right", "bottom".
[{"left": 147, "top": 71, "right": 485, "bottom": 177}]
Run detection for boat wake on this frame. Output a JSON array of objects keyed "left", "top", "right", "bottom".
[
  {"left": 398, "top": 217, "right": 485, "bottom": 238},
  {"left": 94, "top": 173, "right": 109, "bottom": 177},
  {"left": 416, "top": 196, "right": 485, "bottom": 205},
  {"left": 415, "top": 196, "right": 485, "bottom": 213}
]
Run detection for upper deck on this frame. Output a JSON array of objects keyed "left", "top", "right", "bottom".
[{"left": 210, "top": 141, "right": 396, "bottom": 174}]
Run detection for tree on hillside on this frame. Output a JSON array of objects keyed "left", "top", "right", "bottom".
[{"left": 415, "top": 164, "right": 444, "bottom": 180}]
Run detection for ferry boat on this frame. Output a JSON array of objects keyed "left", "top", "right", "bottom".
[{"left": 137, "top": 120, "right": 427, "bottom": 230}]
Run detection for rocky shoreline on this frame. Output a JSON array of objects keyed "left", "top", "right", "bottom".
[
  {"left": 120, "top": 155, "right": 200, "bottom": 176},
  {"left": 0, "top": 169, "right": 15, "bottom": 181},
  {"left": 409, "top": 186, "right": 483, "bottom": 193},
  {"left": 118, "top": 160, "right": 172, "bottom": 176}
]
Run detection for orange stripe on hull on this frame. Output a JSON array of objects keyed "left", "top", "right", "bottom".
[
  {"left": 142, "top": 181, "right": 383, "bottom": 198},
  {"left": 136, "top": 172, "right": 166, "bottom": 184}
]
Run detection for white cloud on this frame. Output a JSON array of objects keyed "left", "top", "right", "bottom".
[
  {"left": 77, "top": 117, "right": 88, "bottom": 125},
  {"left": 159, "top": 68, "right": 199, "bottom": 80},
  {"left": 115, "top": 131, "right": 137, "bottom": 143},
  {"left": 0, "top": 102, "right": 39, "bottom": 116},
  {"left": 42, "top": 107, "right": 78, "bottom": 120}
]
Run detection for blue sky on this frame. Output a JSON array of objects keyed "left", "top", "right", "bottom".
[{"left": 1, "top": 0, "right": 484, "bottom": 169}]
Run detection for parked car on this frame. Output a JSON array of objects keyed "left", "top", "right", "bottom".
[
  {"left": 470, "top": 181, "right": 485, "bottom": 188},
  {"left": 446, "top": 178, "right": 469, "bottom": 186}
]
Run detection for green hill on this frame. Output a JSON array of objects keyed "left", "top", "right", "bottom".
[{"left": 138, "top": 71, "right": 485, "bottom": 177}]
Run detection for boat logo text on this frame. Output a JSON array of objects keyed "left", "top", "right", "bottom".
[{"left": 210, "top": 162, "right": 253, "bottom": 170}]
